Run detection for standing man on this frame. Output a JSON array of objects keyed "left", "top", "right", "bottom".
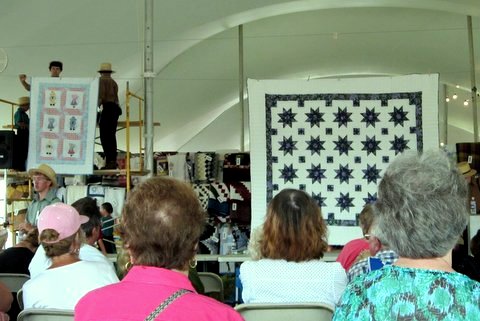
[
  {"left": 97, "top": 62, "right": 121, "bottom": 169},
  {"left": 19, "top": 164, "right": 61, "bottom": 232},
  {"left": 14, "top": 96, "right": 30, "bottom": 171},
  {"left": 18, "top": 60, "right": 63, "bottom": 91}
]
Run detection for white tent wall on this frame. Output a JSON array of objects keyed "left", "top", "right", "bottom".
[
  {"left": 160, "top": 7, "right": 480, "bottom": 152},
  {"left": 179, "top": 105, "right": 244, "bottom": 152}
]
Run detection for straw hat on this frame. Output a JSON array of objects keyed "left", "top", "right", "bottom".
[
  {"left": 457, "top": 161, "right": 477, "bottom": 178},
  {"left": 98, "top": 62, "right": 115, "bottom": 73},
  {"left": 28, "top": 164, "right": 57, "bottom": 187},
  {"left": 18, "top": 96, "right": 30, "bottom": 106}
]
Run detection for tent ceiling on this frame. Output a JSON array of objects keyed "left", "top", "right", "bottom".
[{"left": 1, "top": 0, "right": 480, "bottom": 152}]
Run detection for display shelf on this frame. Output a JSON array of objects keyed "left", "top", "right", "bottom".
[
  {"left": 0, "top": 169, "right": 32, "bottom": 247},
  {"left": 93, "top": 169, "right": 150, "bottom": 176}
]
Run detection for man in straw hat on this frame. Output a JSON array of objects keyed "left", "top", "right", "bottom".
[
  {"left": 97, "top": 62, "right": 122, "bottom": 169},
  {"left": 457, "top": 161, "right": 477, "bottom": 180},
  {"left": 18, "top": 60, "right": 63, "bottom": 91},
  {"left": 457, "top": 161, "right": 480, "bottom": 212},
  {"left": 453, "top": 161, "right": 480, "bottom": 261},
  {"left": 19, "top": 164, "right": 61, "bottom": 233},
  {"left": 13, "top": 96, "right": 30, "bottom": 171}
]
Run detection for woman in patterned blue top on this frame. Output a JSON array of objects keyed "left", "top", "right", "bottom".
[{"left": 333, "top": 150, "right": 480, "bottom": 321}]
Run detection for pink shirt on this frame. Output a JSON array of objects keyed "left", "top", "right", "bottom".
[
  {"left": 75, "top": 266, "right": 244, "bottom": 321},
  {"left": 336, "top": 238, "right": 370, "bottom": 271}
]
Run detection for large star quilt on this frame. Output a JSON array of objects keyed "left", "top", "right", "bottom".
[{"left": 248, "top": 75, "right": 439, "bottom": 244}]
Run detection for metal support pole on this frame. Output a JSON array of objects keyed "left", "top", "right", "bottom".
[
  {"left": 144, "top": 0, "right": 154, "bottom": 176},
  {"left": 138, "top": 100, "right": 143, "bottom": 171},
  {"left": 239, "top": 25, "right": 245, "bottom": 152},
  {"left": 126, "top": 82, "right": 131, "bottom": 192},
  {"left": 467, "top": 16, "right": 478, "bottom": 142},
  {"left": 443, "top": 84, "right": 448, "bottom": 145}
]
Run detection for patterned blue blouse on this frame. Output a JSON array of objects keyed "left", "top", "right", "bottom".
[{"left": 333, "top": 265, "right": 480, "bottom": 321}]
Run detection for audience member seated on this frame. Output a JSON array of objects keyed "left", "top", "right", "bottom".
[
  {"left": 29, "top": 197, "right": 115, "bottom": 278},
  {"left": 0, "top": 228, "right": 38, "bottom": 275},
  {"left": 240, "top": 188, "right": 347, "bottom": 307},
  {"left": 471, "top": 230, "right": 480, "bottom": 275},
  {"left": 333, "top": 150, "right": 480, "bottom": 321},
  {"left": 0, "top": 229, "right": 39, "bottom": 320},
  {"left": 115, "top": 246, "right": 205, "bottom": 293},
  {"left": 0, "top": 281, "right": 12, "bottom": 321},
  {"left": 22, "top": 203, "right": 118, "bottom": 309},
  {"left": 75, "top": 177, "right": 243, "bottom": 321},
  {"left": 336, "top": 204, "right": 374, "bottom": 271},
  {"left": 453, "top": 229, "right": 480, "bottom": 282},
  {"left": 99, "top": 202, "right": 117, "bottom": 254},
  {"left": 347, "top": 217, "right": 398, "bottom": 282}
]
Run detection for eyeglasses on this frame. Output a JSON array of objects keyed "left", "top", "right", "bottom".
[{"left": 364, "top": 234, "right": 371, "bottom": 240}]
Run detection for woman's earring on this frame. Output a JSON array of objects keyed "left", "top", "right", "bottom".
[
  {"left": 189, "top": 257, "right": 197, "bottom": 269},
  {"left": 124, "top": 261, "right": 133, "bottom": 271}
]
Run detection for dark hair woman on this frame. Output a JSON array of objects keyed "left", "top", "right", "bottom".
[{"left": 240, "top": 188, "right": 347, "bottom": 307}]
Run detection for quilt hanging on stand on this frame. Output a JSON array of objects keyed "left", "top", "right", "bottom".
[
  {"left": 248, "top": 74, "right": 439, "bottom": 244},
  {"left": 28, "top": 77, "right": 99, "bottom": 174}
]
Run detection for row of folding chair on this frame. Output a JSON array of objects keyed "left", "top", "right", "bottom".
[
  {"left": 0, "top": 272, "right": 334, "bottom": 320},
  {"left": 234, "top": 303, "right": 334, "bottom": 321},
  {"left": 198, "top": 271, "right": 334, "bottom": 320}
]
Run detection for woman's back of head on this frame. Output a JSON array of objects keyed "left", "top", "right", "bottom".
[
  {"left": 41, "top": 230, "right": 76, "bottom": 258},
  {"left": 260, "top": 188, "right": 328, "bottom": 262},
  {"left": 121, "top": 177, "right": 206, "bottom": 270},
  {"left": 72, "top": 197, "right": 101, "bottom": 239},
  {"left": 375, "top": 150, "right": 468, "bottom": 259},
  {"left": 16, "top": 228, "right": 39, "bottom": 251},
  {"left": 359, "top": 204, "right": 374, "bottom": 236}
]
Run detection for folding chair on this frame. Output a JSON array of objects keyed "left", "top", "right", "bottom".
[
  {"left": 17, "top": 288, "right": 23, "bottom": 310},
  {"left": 0, "top": 228, "right": 7, "bottom": 249},
  {"left": 235, "top": 302, "right": 334, "bottom": 321},
  {"left": 17, "top": 308, "right": 74, "bottom": 321},
  {"left": 0, "top": 273, "right": 29, "bottom": 292},
  {"left": 198, "top": 272, "right": 224, "bottom": 302}
]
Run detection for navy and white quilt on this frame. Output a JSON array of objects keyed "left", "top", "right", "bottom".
[{"left": 248, "top": 75, "right": 439, "bottom": 244}]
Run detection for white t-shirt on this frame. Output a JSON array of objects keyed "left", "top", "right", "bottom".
[
  {"left": 23, "top": 260, "right": 118, "bottom": 309},
  {"left": 29, "top": 243, "right": 115, "bottom": 278},
  {"left": 239, "top": 259, "right": 347, "bottom": 307}
]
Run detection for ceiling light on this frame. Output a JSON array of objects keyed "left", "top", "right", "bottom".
[
  {"left": 464, "top": 100, "right": 469, "bottom": 106},
  {"left": 453, "top": 93, "right": 458, "bottom": 100},
  {"left": 456, "top": 84, "right": 460, "bottom": 88},
  {"left": 445, "top": 97, "right": 450, "bottom": 102}
]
